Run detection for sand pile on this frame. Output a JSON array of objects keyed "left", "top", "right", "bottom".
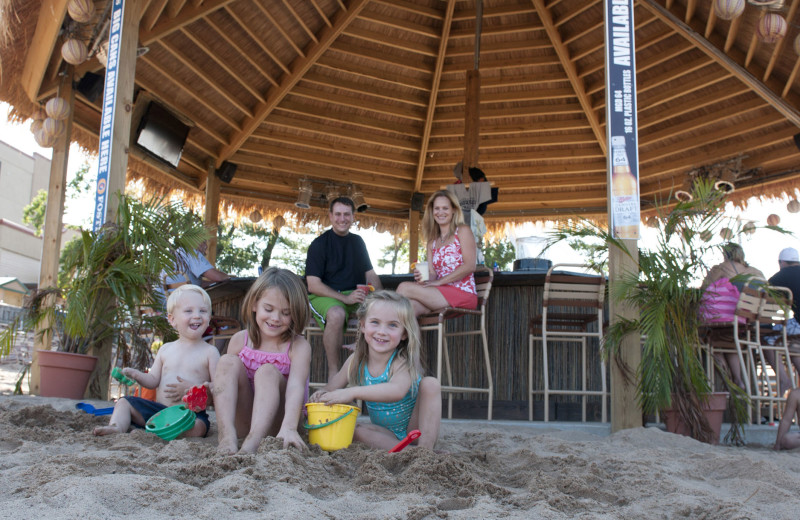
[{"left": 1, "top": 395, "right": 799, "bottom": 519}]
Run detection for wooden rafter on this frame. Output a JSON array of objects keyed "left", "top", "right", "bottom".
[
  {"left": 533, "top": 0, "right": 606, "bottom": 155},
  {"left": 204, "top": 16, "right": 279, "bottom": 87},
  {"left": 143, "top": 0, "right": 169, "bottom": 31},
  {"left": 253, "top": 1, "right": 306, "bottom": 57},
  {"left": 764, "top": 0, "right": 800, "bottom": 82},
  {"left": 139, "top": 0, "right": 236, "bottom": 45},
  {"left": 413, "top": 0, "right": 454, "bottom": 193},
  {"left": 217, "top": 0, "right": 371, "bottom": 166},
  {"left": 20, "top": 0, "right": 69, "bottom": 102},
  {"left": 224, "top": 5, "right": 290, "bottom": 74},
  {"left": 639, "top": 0, "right": 800, "bottom": 128}
]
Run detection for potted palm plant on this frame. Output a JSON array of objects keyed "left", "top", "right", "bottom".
[
  {"left": 0, "top": 193, "right": 208, "bottom": 399},
  {"left": 548, "top": 179, "right": 782, "bottom": 444}
]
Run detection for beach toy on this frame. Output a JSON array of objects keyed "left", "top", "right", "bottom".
[
  {"left": 111, "top": 367, "right": 136, "bottom": 386},
  {"left": 75, "top": 402, "right": 114, "bottom": 416},
  {"left": 145, "top": 405, "right": 197, "bottom": 441},
  {"left": 303, "top": 403, "right": 360, "bottom": 452},
  {"left": 182, "top": 385, "right": 208, "bottom": 412},
  {"left": 389, "top": 429, "right": 420, "bottom": 453},
  {"left": 356, "top": 284, "right": 375, "bottom": 293}
]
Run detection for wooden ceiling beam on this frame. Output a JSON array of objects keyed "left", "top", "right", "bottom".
[
  {"left": 330, "top": 41, "right": 433, "bottom": 73},
  {"left": 724, "top": 13, "right": 742, "bottom": 52},
  {"left": 265, "top": 113, "right": 419, "bottom": 151},
  {"left": 764, "top": 0, "right": 800, "bottom": 82},
  {"left": 438, "top": 71, "right": 567, "bottom": 91},
  {"left": 143, "top": 0, "right": 169, "bottom": 31},
  {"left": 289, "top": 85, "right": 426, "bottom": 120},
  {"left": 224, "top": 6, "right": 290, "bottom": 75},
  {"left": 705, "top": 3, "right": 717, "bottom": 38},
  {"left": 453, "top": 3, "right": 536, "bottom": 21},
  {"left": 167, "top": 0, "right": 187, "bottom": 18},
  {"left": 413, "top": 0, "right": 454, "bottom": 193},
  {"left": 309, "top": 0, "right": 333, "bottom": 28},
  {"left": 783, "top": 58, "right": 800, "bottom": 97},
  {"left": 178, "top": 27, "right": 265, "bottom": 103},
  {"left": 372, "top": 0, "right": 443, "bottom": 20},
  {"left": 316, "top": 55, "right": 430, "bottom": 91},
  {"left": 638, "top": 81, "right": 746, "bottom": 129},
  {"left": 434, "top": 102, "right": 585, "bottom": 122},
  {"left": 140, "top": 0, "right": 234, "bottom": 45},
  {"left": 554, "top": 0, "right": 599, "bottom": 27},
  {"left": 20, "top": 0, "right": 69, "bottom": 102},
  {"left": 251, "top": 131, "right": 416, "bottom": 165},
  {"left": 278, "top": 99, "right": 422, "bottom": 137},
  {"left": 430, "top": 130, "right": 598, "bottom": 151},
  {"left": 447, "top": 37, "right": 552, "bottom": 57},
  {"left": 205, "top": 16, "right": 279, "bottom": 87},
  {"left": 139, "top": 55, "right": 241, "bottom": 130},
  {"left": 640, "top": 97, "right": 764, "bottom": 143},
  {"left": 360, "top": 10, "right": 441, "bottom": 38},
  {"left": 431, "top": 118, "right": 590, "bottom": 138},
  {"left": 347, "top": 26, "right": 439, "bottom": 57},
  {"left": 533, "top": 0, "right": 606, "bottom": 155},
  {"left": 255, "top": 1, "right": 306, "bottom": 57},
  {"left": 437, "top": 87, "right": 576, "bottom": 107},
  {"left": 302, "top": 71, "right": 427, "bottom": 107},
  {"left": 449, "top": 22, "right": 544, "bottom": 40},
  {"left": 639, "top": 0, "right": 800, "bottom": 128},
  {"left": 281, "top": 0, "right": 318, "bottom": 44},
  {"left": 217, "top": 0, "right": 370, "bottom": 167}
]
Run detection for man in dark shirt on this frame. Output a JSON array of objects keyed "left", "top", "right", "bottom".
[
  {"left": 769, "top": 247, "right": 800, "bottom": 336},
  {"left": 305, "top": 197, "right": 382, "bottom": 381}
]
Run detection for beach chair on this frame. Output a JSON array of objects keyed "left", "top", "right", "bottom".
[
  {"left": 751, "top": 286, "right": 797, "bottom": 423},
  {"left": 529, "top": 264, "right": 606, "bottom": 422},
  {"left": 418, "top": 267, "right": 494, "bottom": 420}
]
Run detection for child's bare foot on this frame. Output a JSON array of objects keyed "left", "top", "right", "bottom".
[
  {"left": 216, "top": 433, "right": 239, "bottom": 455},
  {"left": 238, "top": 435, "right": 261, "bottom": 454},
  {"left": 93, "top": 424, "right": 124, "bottom": 436}
]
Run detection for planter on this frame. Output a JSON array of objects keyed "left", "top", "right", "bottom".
[
  {"left": 663, "top": 392, "right": 728, "bottom": 445},
  {"left": 36, "top": 350, "right": 98, "bottom": 399}
]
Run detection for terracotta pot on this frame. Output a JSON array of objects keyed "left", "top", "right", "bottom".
[
  {"left": 662, "top": 392, "right": 728, "bottom": 445},
  {"left": 37, "top": 350, "right": 98, "bottom": 399}
]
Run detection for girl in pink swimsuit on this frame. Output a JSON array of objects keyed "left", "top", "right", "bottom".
[{"left": 213, "top": 267, "right": 312, "bottom": 454}]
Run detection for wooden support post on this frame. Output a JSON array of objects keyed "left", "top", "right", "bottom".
[
  {"left": 30, "top": 68, "right": 75, "bottom": 395},
  {"left": 204, "top": 162, "right": 221, "bottom": 264},
  {"left": 609, "top": 239, "right": 642, "bottom": 432},
  {"left": 462, "top": 69, "right": 480, "bottom": 172},
  {"left": 105, "top": 0, "right": 145, "bottom": 224},
  {"left": 408, "top": 209, "right": 420, "bottom": 270}
]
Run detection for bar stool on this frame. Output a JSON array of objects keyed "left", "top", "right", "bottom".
[
  {"left": 529, "top": 264, "right": 606, "bottom": 422},
  {"left": 305, "top": 316, "right": 359, "bottom": 390},
  {"left": 418, "top": 267, "right": 494, "bottom": 420}
]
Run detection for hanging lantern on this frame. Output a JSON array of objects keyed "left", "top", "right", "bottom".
[
  {"left": 675, "top": 177, "right": 693, "bottom": 202},
  {"left": 757, "top": 12, "right": 787, "bottom": 44},
  {"left": 767, "top": 214, "right": 781, "bottom": 226},
  {"left": 720, "top": 227, "right": 734, "bottom": 240},
  {"left": 788, "top": 199, "right": 800, "bottom": 213},
  {"left": 67, "top": 0, "right": 95, "bottom": 23},
  {"left": 43, "top": 117, "right": 66, "bottom": 138},
  {"left": 645, "top": 216, "right": 659, "bottom": 228},
  {"left": 714, "top": 0, "right": 745, "bottom": 20},
  {"left": 34, "top": 128, "right": 56, "bottom": 148},
  {"left": 61, "top": 38, "right": 88, "bottom": 65},
  {"left": 30, "top": 118, "right": 44, "bottom": 134},
  {"left": 45, "top": 97, "right": 70, "bottom": 120},
  {"left": 295, "top": 179, "right": 312, "bottom": 209},
  {"left": 700, "top": 230, "right": 714, "bottom": 242},
  {"left": 272, "top": 215, "right": 286, "bottom": 231},
  {"left": 248, "top": 210, "right": 262, "bottom": 223},
  {"left": 324, "top": 184, "right": 340, "bottom": 203},
  {"left": 742, "top": 221, "right": 756, "bottom": 235}
]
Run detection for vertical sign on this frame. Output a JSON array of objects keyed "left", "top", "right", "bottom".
[
  {"left": 93, "top": 0, "right": 125, "bottom": 231},
  {"left": 604, "top": 0, "right": 640, "bottom": 239}
]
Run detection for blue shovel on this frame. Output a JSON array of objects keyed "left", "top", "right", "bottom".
[{"left": 75, "top": 402, "right": 114, "bottom": 416}]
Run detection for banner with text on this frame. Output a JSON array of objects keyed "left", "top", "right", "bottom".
[
  {"left": 93, "top": 0, "right": 125, "bottom": 231},
  {"left": 604, "top": 0, "right": 640, "bottom": 239}
]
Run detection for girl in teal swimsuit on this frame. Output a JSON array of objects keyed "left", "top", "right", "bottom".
[{"left": 310, "top": 291, "right": 442, "bottom": 450}]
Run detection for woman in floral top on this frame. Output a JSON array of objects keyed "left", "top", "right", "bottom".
[{"left": 397, "top": 190, "right": 477, "bottom": 316}]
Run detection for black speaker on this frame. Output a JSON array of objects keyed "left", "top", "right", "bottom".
[
  {"left": 215, "top": 161, "right": 237, "bottom": 183},
  {"left": 794, "top": 133, "right": 800, "bottom": 151},
  {"left": 411, "top": 192, "right": 425, "bottom": 211},
  {"left": 75, "top": 72, "right": 104, "bottom": 103}
]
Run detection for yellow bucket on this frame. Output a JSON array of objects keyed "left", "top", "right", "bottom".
[{"left": 304, "top": 403, "right": 360, "bottom": 451}]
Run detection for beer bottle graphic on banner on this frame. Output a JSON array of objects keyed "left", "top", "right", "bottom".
[{"left": 610, "top": 135, "right": 640, "bottom": 239}]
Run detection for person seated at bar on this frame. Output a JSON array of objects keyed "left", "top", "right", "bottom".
[
  {"left": 397, "top": 190, "right": 477, "bottom": 317},
  {"left": 700, "top": 243, "right": 764, "bottom": 390},
  {"left": 164, "top": 240, "right": 230, "bottom": 291},
  {"left": 305, "top": 196, "right": 383, "bottom": 382},
  {"left": 763, "top": 247, "right": 800, "bottom": 394}
]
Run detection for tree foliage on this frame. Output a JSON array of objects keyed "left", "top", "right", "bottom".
[
  {"left": 482, "top": 237, "right": 516, "bottom": 270},
  {"left": 22, "top": 189, "right": 47, "bottom": 236}
]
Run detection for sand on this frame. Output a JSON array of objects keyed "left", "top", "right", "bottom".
[{"left": 1, "top": 393, "right": 800, "bottom": 519}]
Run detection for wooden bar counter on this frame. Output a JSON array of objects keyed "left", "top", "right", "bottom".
[{"left": 206, "top": 270, "right": 606, "bottom": 420}]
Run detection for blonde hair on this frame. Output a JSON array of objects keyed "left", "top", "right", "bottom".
[
  {"left": 721, "top": 242, "right": 747, "bottom": 265},
  {"left": 241, "top": 267, "right": 309, "bottom": 344},
  {"left": 167, "top": 284, "right": 211, "bottom": 315},
  {"left": 347, "top": 291, "right": 423, "bottom": 394},
  {"left": 421, "top": 190, "right": 465, "bottom": 244}
]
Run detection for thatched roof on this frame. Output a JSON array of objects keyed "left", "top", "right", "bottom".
[{"left": 2, "top": 0, "right": 800, "bottom": 232}]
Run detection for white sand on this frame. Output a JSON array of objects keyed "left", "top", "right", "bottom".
[{"left": 1, "top": 391, "right": 800, "bottom": 519}]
